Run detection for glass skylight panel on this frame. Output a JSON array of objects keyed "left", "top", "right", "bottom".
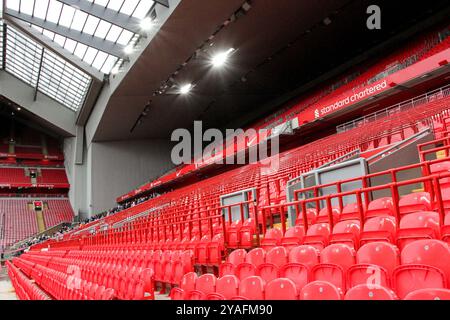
[
  {"left": 39, "top": 50, "right": 91, "bottom": 111},
  {"left": 4, "top": 0, "right": 159, "bottom": 76},
  {"left": 5, "top": 26, "right": 42, "bottom": 87}
]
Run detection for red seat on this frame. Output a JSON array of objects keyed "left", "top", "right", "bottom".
[
  {"left": 302, "top": 223, "right": 330, "bottom": 250},
  {"left": 279, "top": 263, "right": 309, "bottom": 291},
  {"left": 311, "top": 244, "right": 355, "bottom": 291},
  {"left": 196, "top": 235, "right": 211, "bottom": 264},
  {"left": 404, "top": 288, "right": 450, "bottom": 300},
  {"left": 245, "top": 248, "right": 265, "bottom": 268},
  {"left": 265, "top": 278, "right": 298, "bottom": 300},
  {"left": 360, "top": 216, "right": 397, "bottom": 244},
  {"left": 295, "top": 208, "right": 317, "bottom": 226},
  {"left": 365, "top": 197, "right": 394, "bottom": 219},
  {"left": 400, "top": 239, "right": 450, "bottom": 279},
  {"left": 288, "top": 245, "right": 320, "bottom": 269},
  {"left": 207, "top": 233, "right": 224, "bottom": 264},
  {"left": 344, "top": 284, "right": 397, "bottom": 300},
  {"left": 260, "top": 228, "right": 283, "bottom": 251},
  {"left": 347, "top": 242, "right": 399, "bottom": 289},
  {"left": 393, "top": 239, "right": 450, "bottom": 298},
  {"left": 237, "top": 276, "right": 265, "bottom": 300},
  {"left": 256, "top": 264, "right": 279, "bottom": 284},
  {"left": 235, "top": 263, "right": 257, "bottom": 280},
  {"left": 264, "top": 246, "right": 288, "bottom": 268},
  {"left": 330, "top": 219, "right": 360, "bottom": 249},
  {"left": 399, "top": 192, "right": 431, "bottom": 215},
  {"left": 397, "top": 211, "right": 440, "bottom": 249},
  {"left": 215, "top": 275, "right": 239, "bottom": 300},
  {"left": 239, "top": 218, "right": 256, "bottom": 247},
  {"left": 280, "top": 226, "right": 305, "bottom": 250},
  {"left": 219, "top": 249, "right": 246, "bottom": 276},
  {"left": 179, "top": 272, "right": 197, "bottom": 292},
  {"left": 227, "top": 220, "right": 243, "bottom": 247},
  {"left": 316, "top": 207, "right": 340, "bottom": 224},
  {"left": 193, "top": 274, "right": 216, "bottom": 296},
  {"left": 393, "top": 265, "right": 446, "bottom": 299},
  {"left": 300, "top": 281, "right": 342, "bottom": 300},
  {"left": 340, "top": 203, "right": 363, "bottom": 221}
]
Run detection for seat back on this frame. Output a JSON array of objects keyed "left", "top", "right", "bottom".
[
  {"left": 288, "top": 245, "right": 320, "bottom": 269},
  {"left": 404, "top": 288, "right": 450, "bottom": 300},
  {"left": 399, "top": 192, "right": 431, "bottom": 215},
  {"left": 265, "top": 278, "right": 298, "bottom": 300},
  {"left": 239, "top": 276, "right": 265, "bottom": 300},
  {"left": 195, "top": 274, "right": 216, "bottom": 295},
  {"left": 393, "top": 265, "right": 446, "bottom": 299},
  {"left": 245, "top": 248, "right": 265, "bottom": 267},
  {"left": 279, "top": 263, "right": 309, "bottom": 291},
  {"left": 401, "top": 239, "right": 450, "bottom": 279},
  {"left": 344, "top": 284, "right": 397, "bottom": 300},
  {"left": 300, "top": 281, "right": 342, "bottom": 300},
  {"left": 366, "top": 197, "right": 394, "bottom": 217},
  {"left": 356, "top": 242, "right": 399, "bottom": 275},
  {"left": 227, "top": 249, "right": 247, "bottom": 265},
  {"left": 216, "top": 275, "right": 239, "bottom": 299},
  {"left": 180, "top": 272, "right": 197, "bottom": 291},
  {"left": 265, "top": 246, "right": 288, "bottom": 267}
]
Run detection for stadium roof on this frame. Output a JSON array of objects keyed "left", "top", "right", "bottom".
[{"left": 0, "top": 0, "right": 169, "bottom": 112}]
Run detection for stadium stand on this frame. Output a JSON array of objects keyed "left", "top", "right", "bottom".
[{"left": 0, "top": 0, "right": 449, "bottom": 303}]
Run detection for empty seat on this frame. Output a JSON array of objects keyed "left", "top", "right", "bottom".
[
  {"left": 279, "top": 263, "right": 309, "bottom": 291},
  {"left": 393, "top": 239, "right": 450, "bottom": 298},
  {"left": 330, "top": 219, "right": 360, "bottom": 249},
  {"left": 256, "top": 246, "right": 287, "bottom": 283},
  {"left": 245, "top": 248, "right": 266, "bottom": 268},
  {"left": 192, "top": 274, "right": 216, "bottom": 296},
  {"left": 340, "top": 202, "right": 363, "bottom": 221},
  {"left": 399, "top": 192, "right": 431, "bottom": 215},
  {"left": 404, "top": 288, "right": 450, "bottom": 300},
  {"left": 365, "top": 197, "right": 394, "bottom": 219},
  {"left": 219, "top": 249, "right": 246, "bottom": 276},
  {"left": 236, "top": 276, "right": 265, "bottom": 300},
  {"left": 303, "top": 223, "right": 330, "bottom": 250},
  {"left": 295, "top": 208, "right": 317, "bottom": 226},
  {"left": 344, "top": 284, "right": 397, "bottom": 300},
  {"left": 360, "top": 216, "right": 397, "bottom": 244},
  {"left": 300, "top": 281, "right": 342, "bottom": 300},
  {"left": 235, "top": 263, "right": 257, "bottom": 280},
  {"left": 280, "top": 226, "right": 305, "bottom": 249},
  {"left": 260, "top": 228, "right": 283, "bottom": 250},
  {"left": 397, "top": 211, "right": 440, "bottom": 249},
  {"left": 347, "top": 242, "right": 399, "bottom": 288},
  {"left": 393, "top": 265, "right": 446, "bottom": 299},
  {"left": 288, "top": 245, "right": 320, "bottom": 269},
  {"left": 265, "top": 278, "right": 298, "bottom": 300},
  {"left": 311, "top": 244, "right": 355, "bottom": 291},
  {"left": 316, "top": 207, "right": 340, "bottom": 224},
  {"left": 210, "top": 275, "right": 239, "bottom": 300}
]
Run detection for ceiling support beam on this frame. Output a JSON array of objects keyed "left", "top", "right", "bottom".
[
  {"left": 57, "top": 0, "right": 145, "bottom": 35},
  {"left": 155, "top": 0, "right": 170, "bottom": 8},
  {"left": 4, "top": 16, "right": 104, "bottom": 82},
  {"left": 4, "top": 9, "right": 126, "bottom": 58}
]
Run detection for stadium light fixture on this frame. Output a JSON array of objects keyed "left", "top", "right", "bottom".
[
  {"left": 179, "top": 83, "right": 193, "bottom": 94},
  {"left": 124, "top": 44, "right": 134, "bottom": 55},
  {"left": 211, "top": 48, "right": 235, "bottom": 68},
  {"left": 140, "top": 17, "right": 154, "bottom": 31}
]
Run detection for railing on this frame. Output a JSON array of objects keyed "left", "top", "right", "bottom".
[
  {"left": 259, "top": 171, "right": 450, "bottom": 234},
  {"left": 336, "top": 84, "right": 450, "bottom": 133}
]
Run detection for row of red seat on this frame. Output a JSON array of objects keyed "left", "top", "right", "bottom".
[
  {"left": 170, "top": 239, "right": 450, "bottom": 300},
  {"left": 13, "top": 249, "right": 156, "bottom": 300},
  {"left": 6, "top": 260, "right": 51, "bottom": 300}
]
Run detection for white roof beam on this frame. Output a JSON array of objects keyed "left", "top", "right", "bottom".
[
  {"left": 4, "top": 15, "right": 104, "bottom": 82},
  {"left": 4, "top": 9, "right": 127, "bottom": 58},
  {"left": 57, "top": 0, "right": 145, "bottom": 35}
]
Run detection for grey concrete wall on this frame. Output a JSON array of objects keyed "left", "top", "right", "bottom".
[{"left": 86, "top": 139, "right": 174, "bottom": 215}]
